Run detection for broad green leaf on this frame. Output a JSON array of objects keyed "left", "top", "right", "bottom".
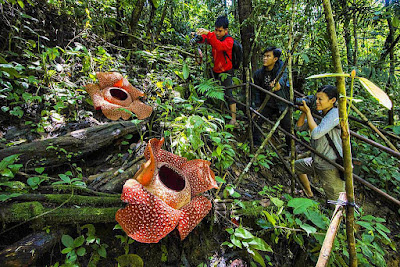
[
  {"left": 360, "top": 215, "right": 375, "bottom": 222},
  {"left": 305, "top": 210, "right": 327, "bottom": 229},
  {"left": 356, "top": 221, "right": 374, "bottom": 231},
  {"left": 0, "top": 154, "right": 20, "bottom": 171},
  {"left": 226, "top": 228, "right": 234, "bottom": 234},
  {"left": 0, "top": 168, "right": 14, "bottom": 178},
  {"left": 76, "top": 247, "right": 86, "bottom": 256},
  {"left": 215, "top": 176, "right": 225, "bottom": 183},
  {"left": 287, "top": 198, "right": 316, "bottom": 214},
  {"left": 307, "top": 73, "right": 350, "bottom": 79},
  {"left": 73, "top": 235, "right": 85, "bottom": 248},
  {"left": 358, "top": 77, "right": 392, "bottom": 109},
  {"left": 61, "top": 247, "right": 73, "bottom": 254},
  {"left": 376, "top": 229, "right": 391, "bottom": 242},
  {"left": 62, "top": 235, "right": 74, "bottom": 248},
  {"left": 270, "top": 197, "right": 284, "bottom": 208},
  {"left": 230, "top": 235, "right": 242, "bottom": 248},
  {"left": 249, "top": 248, "right": 266, "bottom": 267},
  {"left": 183, "top": 63, "right": 189, "bottom": 80},
  {"left": 35, "top": 167, "right": 45, "bottom": 174},
  {"left": 375, "top": 223, "right": 390, "bottom": 233},
  {"left": 222, "top": 241, "right": 234, "bottom": 248},
  {"left": 234, "top": 227, "right": 254, "bottom": 239},
  {"left": 247, "top": 237, "right": 273, "bottom": 252},
  {"left": 262, "top": 211, "right": 276, "bottom": 226},
  {"left": 299, "top": 223, "right": 317, "bottom": 235},
  {"left": 98, "top": 245, "right": 107, "bottom": 258}
]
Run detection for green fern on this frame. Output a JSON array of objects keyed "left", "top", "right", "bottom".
[{"left": 194, "top": 79, "right": 225, "bottom": 101}]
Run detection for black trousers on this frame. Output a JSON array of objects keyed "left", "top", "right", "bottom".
[{"left": 212, "top": 69, "right": 234, "bottom": 105}]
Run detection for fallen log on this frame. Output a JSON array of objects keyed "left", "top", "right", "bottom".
[
  {"left": 0, "top": 201, "right": 120, "bottom": 226},
  {"left": 88, "top": 156, "right": 144, "bottom": 193},
  {"left": 0, "top": 121, "right": 143, "bottom": 169},
  {"left": 0, "top": 230, "right": 64, "bottom": 267}
]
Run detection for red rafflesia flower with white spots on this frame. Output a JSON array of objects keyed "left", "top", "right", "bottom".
[
  {"left": 116, "top": 138, "right": 218, "bottom": 243},
  {"left": 85, "top": 72, "right": 152, "bottom": 120}
]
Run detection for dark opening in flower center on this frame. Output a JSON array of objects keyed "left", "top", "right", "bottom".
[
  {"left": 159, "top": 165, "right": 186, "bottom": 191},
  {"left": 110, "top": 88, "right": 128, "bottom": 101}
]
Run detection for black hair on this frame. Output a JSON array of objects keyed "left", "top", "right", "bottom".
[
  {"left": 263, "top": 47, "right": 282, "bottom": 59},
  {"left": 215, "top": 16, "right": 229, "bottom": 29},
  {"left": 318, "top": 85, "right": 338, "bottom": 100}
]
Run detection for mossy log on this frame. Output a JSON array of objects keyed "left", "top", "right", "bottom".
[
  {"left": 0, "top": 201, "right": 120, "bottom": 225},
  {"left": 0, "top": 121, "right": 142, "bottom": 169},
  {"left": 10, "top": 193, "right": 122, "bottom": 206},
  {"left": 0, "top": 230, "right": 64, "bottom": 267}
]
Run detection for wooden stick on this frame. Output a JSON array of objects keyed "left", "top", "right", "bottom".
[
  {"left": 235, "top": 107, "right": 288, "bottom": 186},
  {"left": 350, "top": 104, "right": 399, "bottom": 152},
  {"left": 316, "top": 192, "right": 347, "bottom": 267}
]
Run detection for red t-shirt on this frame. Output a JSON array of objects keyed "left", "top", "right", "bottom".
[{"left": 200, "top": 32, "right": 233, "bottom": 73}]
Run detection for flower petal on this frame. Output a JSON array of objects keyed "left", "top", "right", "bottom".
[
  {"left": 116, "top": 179, "right": 181, "bottom": 243},
  {"left": 145, "top": 138, "right": 187, "bottom": 169},
  {"left": 182, "top": 159, "right": 218, "bottom": 195},
  {"left": 177, "top": 195, "right": 212, "bottom": 240},
  {"left": 97, "top": 72, "right": 123, "bottom": 89},
  {"left": 85, "top": 84, "right": 103, "bottom": 109},
  {"left": 100, "top": 102, "right": 126, "bottom": 120},
  {"left": 128, "top": 100, "right": 153, "bottom": 119},
  {"left": 134, "top": 143, "right": 156, "bottom": 186}
]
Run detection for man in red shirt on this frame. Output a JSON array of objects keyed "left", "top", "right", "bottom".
[{"left": 195, "top": 16, "right": 236, "bottom": 125}]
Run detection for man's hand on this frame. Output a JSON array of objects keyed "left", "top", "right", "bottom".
[
  {"left": 270, "top": 80, "right": 281, "bottom": 92},
  {"left": 196, "top": 28, "right": 210, "bottom": 35}
]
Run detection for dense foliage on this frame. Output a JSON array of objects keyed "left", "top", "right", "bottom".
[{"left": 0, "top": 0, "right": 399, "bottom": 266}]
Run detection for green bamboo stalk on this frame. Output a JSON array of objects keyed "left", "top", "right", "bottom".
[{"left": 321, "top": 0, "right": 357, "bottom": 266}]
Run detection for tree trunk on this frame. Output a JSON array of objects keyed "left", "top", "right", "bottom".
[
  {"left": 238, "top": 0, "right": 255, "bottom": 73},
  {"left": 130, "top": 0, "right": 146, "bottom": 33},
  {"left": 0, "top": 121, "right": 141, "bottom": 170},
  {"left": 146, "top": 2, "right": 157, "bottom": 44},
  {"left": 343, "top": 17, "right": 353, "bottom": 65},
  {"left": 352, "top": 0, "right": 358, "bottom": 66},
  {"left": 385, "top": 0, "right": 395, "bottom": 125},
  {"left": 154, "top": 0, "right": 170, "bottom": 42},
  {"left": 321, "top": 0, "right": 357, "bottom": 266},
  {"left": 0, "top": 201, "right": 119, "bottom": 225}
]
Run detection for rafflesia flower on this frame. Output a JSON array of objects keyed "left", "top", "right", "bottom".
[
  {"left": 116, "top": 138, "right": 218, "bottom": 243},
  {"left": 85, "top": 72, "right": 153, "bottom": 120}
]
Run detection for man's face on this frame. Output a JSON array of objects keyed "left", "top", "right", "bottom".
[
  {"left": 215, "top": 26, "right": 228, "bottom": 40},
  {"left": 263, "top": 51, "right": 278, "bottom": 68}
]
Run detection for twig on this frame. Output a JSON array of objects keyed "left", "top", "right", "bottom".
[{"left": 235, "top": 107, "right": 289, "bottom": 186}]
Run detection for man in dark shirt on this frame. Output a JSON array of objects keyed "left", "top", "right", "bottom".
[{"left": 253, "top": 47, "right": 290, "bottom": 147}]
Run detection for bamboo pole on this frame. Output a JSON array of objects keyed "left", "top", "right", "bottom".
[
  {"left": 235, "top": 107, "right": 289, "bottom": 186},
  {"left": 350, "top": 104, "right": 399, "bottom": 152},
  {"left": 316, "top": 192, "right": 347, "bottom": 266},
  {"left": 321, "top": 0, "right": 357, "bottom": 265}
]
